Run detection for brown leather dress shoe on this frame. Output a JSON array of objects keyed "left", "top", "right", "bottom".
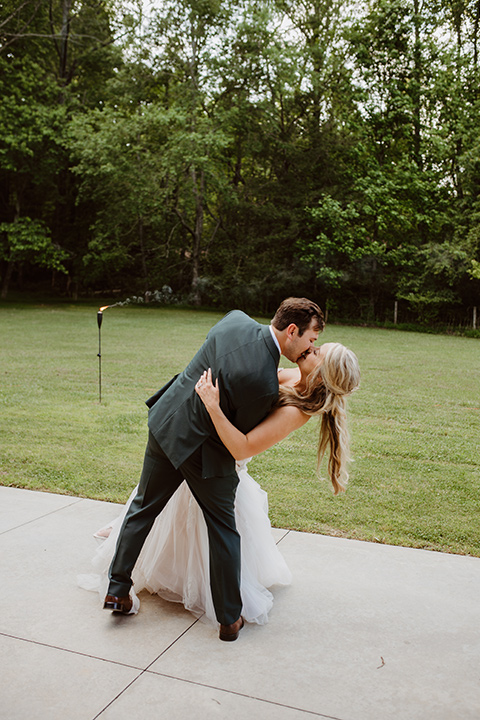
[
  {"left": 104, "top": 594, "right": 134, "bottom": 614},
  {"left": 219, "top": 616, "right": 245, "bottom": 642}
]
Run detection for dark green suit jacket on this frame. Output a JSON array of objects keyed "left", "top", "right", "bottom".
[{"left": 145, "top": 310, "right": 280, "bottom": 478}]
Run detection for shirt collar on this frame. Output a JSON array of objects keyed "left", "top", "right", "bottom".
[{"left": 269, "top": 324, "right": 281, "bottom": 355}]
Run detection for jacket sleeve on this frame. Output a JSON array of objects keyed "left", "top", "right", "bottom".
[
  {"left": 145, "top": 374, "right": 179, "bottom": 409},
  {"left": 232, "top": 392, "right": 278, "bottom": 434},
  {"left": 220, "top": 363, "right": 279, "bottom": 434}
]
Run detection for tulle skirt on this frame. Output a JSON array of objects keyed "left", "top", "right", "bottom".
[{"left": 79, "top": 462, "right": 291, "bottom": 625}]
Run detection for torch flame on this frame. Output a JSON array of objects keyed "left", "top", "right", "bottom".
[{"left": 99, "top": 306, "right": 109, "bottom": 312}]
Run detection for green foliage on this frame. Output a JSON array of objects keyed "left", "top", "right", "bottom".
[
  {"left": 0, "top": 218, "right": 67, "bottom": 300},
  {"left": 469, "top": 259, "right": 480, "bottom": 280},
  {"left": 1, "top": 0, "right": 480, "bottom": 324},
  {"left": 0, "top": 217, "right": 65, "bottom": 267}
]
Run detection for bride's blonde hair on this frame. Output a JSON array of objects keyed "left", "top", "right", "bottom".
[{"left": 277, "top": 343, "right": 360, "bottom": 494}]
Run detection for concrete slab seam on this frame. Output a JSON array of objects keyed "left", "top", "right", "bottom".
[
  {"left": 141, "top": 616, "right": 202, "bottom": 671},
  {"left": 0, "top": 631, "right": 144, "bottom": 671},
  {"left": 145, "top": 669, "right": 347, "bottom": 720},
  {"left": 0, "top": 497, "right": 84, "bottom": 536},
  {"left": 274, "top": 529, "right": 291, "bottom": 544},
  {"left": 91, "top": 671, "right": 147, "bottom": 720},
  {"left": 91, "top": 617, "right": 203, "bottom": 719}
]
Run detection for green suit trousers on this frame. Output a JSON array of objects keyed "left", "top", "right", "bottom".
[{"left": 108, "top": 431, "right": 242, "bottom": 626}]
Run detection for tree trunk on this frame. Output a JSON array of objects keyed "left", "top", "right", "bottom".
[
  {"left": 1, "top": 260, "right": 14, "bottom": 299},
  {"left": 138, "top": 216, "right": 148, "bottom": 292},
  {"left": 59, "top": 0, "right": 72, "bottom": 83},
  {"left": 1, "top": 185, "right": 22, "bottom": 298},
  {"left": 412, "top": 0, "right": 423, "bottom": 170},
  {"left": 474, "top": 0, "right": 480, "bottom": 67},
  {"left": 190, "top": 165, "right": 204, "bottom": 306}
]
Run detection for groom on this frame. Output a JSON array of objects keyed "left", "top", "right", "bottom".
[{"left": 104, "top": 297, "right": 324, "bottom": 640}]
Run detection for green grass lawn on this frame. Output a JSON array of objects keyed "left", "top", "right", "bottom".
[{"left": 1, "top": 302, "right": 479, "bottom": 555}]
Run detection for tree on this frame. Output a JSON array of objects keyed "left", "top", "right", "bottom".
[
  {"left": 0, "top": 0, "right": 124, "bottom": 296},
  {"left": 0, "top": 217, "right": 67, "bottom": 298}
]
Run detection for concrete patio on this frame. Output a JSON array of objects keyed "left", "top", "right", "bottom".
[{"left": 1, "top": 484, "right": 479, "bottom": 719}]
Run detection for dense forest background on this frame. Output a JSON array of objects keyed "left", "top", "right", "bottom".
[{"left": 1, "top": 0, "right": 480, "bottom": 326}]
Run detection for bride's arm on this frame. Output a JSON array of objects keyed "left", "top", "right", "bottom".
[{"left": 195, "top": 368, "right": 308, "bottom": 461}]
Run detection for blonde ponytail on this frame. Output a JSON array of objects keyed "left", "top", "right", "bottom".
[{"left": 278, "top": 344, "right": 360, "bottom": 494}]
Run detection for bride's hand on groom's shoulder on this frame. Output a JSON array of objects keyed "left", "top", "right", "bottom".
[{"left": 195, "top": 368, "right": 220, "bottom": 412}]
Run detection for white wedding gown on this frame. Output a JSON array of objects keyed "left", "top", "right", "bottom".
[{"left": 79, "top": 461, "right": 291, "bottom": 625}]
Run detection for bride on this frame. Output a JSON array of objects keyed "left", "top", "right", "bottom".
[{"left": 79, "top": 342, "right": 360, "bottom": 626}]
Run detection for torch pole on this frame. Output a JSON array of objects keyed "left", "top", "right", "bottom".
[{"left": 97, "top": 311, "right": 103, "bottom": 403}]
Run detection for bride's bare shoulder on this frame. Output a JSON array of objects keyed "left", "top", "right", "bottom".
[
  {"left": 278, "top": 367, "right": 300, "bottom": 386},
  {"left": 267, "top": 403, "right": 309, "bottom": 430}
]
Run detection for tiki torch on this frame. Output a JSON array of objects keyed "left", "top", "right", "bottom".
[{"left": 97, "top": 306, "right": 109, "bottom": 403}]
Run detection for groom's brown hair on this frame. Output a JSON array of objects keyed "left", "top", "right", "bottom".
[{"left": 272, "top": 297, "right": 324, "bottom": 335}]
